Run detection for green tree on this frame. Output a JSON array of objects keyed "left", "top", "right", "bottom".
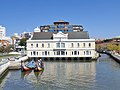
[
  {"left": 19, "top": 38, "right": 28, "bottom": 49},
  {"left": 0, "top": 46, "right": 5, "bottom": 54},
  {"left": 107, "top": 44, "right": 114, "bottom": 51},
  {"left": 107, "top": 43, "right": 119, "bottom": 52}
]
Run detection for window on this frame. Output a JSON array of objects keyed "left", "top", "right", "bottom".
[
  {"left": 33, "top": 51, "right": 35, "bottom": 55},
  {"left": 37, "top": 52, "right": 38, "bottom": 55},
  {"left": 48, "top": 51, "right": 50, "bottom": 55},
  {"left": 85, "top": 51, "right": 91, "bottom": 55},
  {"left": 83, "top": 43, "right": 85, "bottom": 47},
  {"left": 56, "top": 43, "right": 60, "bottom": 48},
  {"left": 61, "top": 51, "right": 65, "bottom": 55},
  {"left": 86, "top": 51, "right": 89, "bottom": 55},
  {"left": 71, "top": 43, "right": 74, "bottom": 47},
  {"left": 72, "top": 51, "right": 73, "bottom": 55},
  {"left": 74, "top": 51, "right": 77, "bottom": 55},
  {"left": 77, "top": 43, "right": 80, "bottom": 47},
  {"left": 45, "top": 51, "right": 47, "bottom": 55},
  {"left": 42, "top": 52, "right": 44, "bottom": 55},
  {"left": 84, "top": 51, "right": 85, "bottom": 55},
  {"left": 78, "top": 51, "right": 79, "bottom": 55},
  {"left": 31, "top": 44, "right": 33, "bottom": 47},
  {"left": 48, "top": 43, "right": 50, "bottom": 48},
  {"left": 36, "top": 44, "right": 38, "bottom": 47},
  {"left": 31, "top": 52, "right": 32, "bottom": 55},
  {"left": 66, "top": 52, "right": 67, "bottom": 55},
  {"left": 57, "top": 51, "right": 60, "bottom": 55},
  {"left": 42, "top": 44, "right": 44, "bottom": 48},
  {"left": 61, "top": 43, "right": 65, "bottom": 48},
  {"left": 89, "top": 51, "right": 91, "bottom": 55},
  {"left": 89, "top": 43, "right": 91, "bottom": 47}
]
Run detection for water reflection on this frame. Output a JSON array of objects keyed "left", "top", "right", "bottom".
[
  {"left": 2, "top": 55, "right": 120, "bottom": 90},
  {"left": 1, "top": 60, "right": 97, "bottom": 90},
  {"left": 21, "top": 69, "right": 44, "bottom": 83},
  {"left": 41, "top": 61, "right": 97, "bottom": 89},
  {"left": 21, "top": 70, "right": 32, "bottom": 80}
]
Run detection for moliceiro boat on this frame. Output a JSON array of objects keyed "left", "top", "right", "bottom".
[
  {"left": 34, "top": 59, "right": 44, "bottom": 72},
  {"left": 21, "top": 61, "right": 30, "bottom": 71}
]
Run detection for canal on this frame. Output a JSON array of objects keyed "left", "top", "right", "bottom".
[{"left": 1, "top": 54, "right": 120, "bottom": 90}]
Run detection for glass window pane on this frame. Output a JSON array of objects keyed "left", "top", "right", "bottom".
[
  {"left": 42, "top": 44, "right": 44, "bottom": 48},
  {"left": 61, "top": 51, "right": 65, "bottom": 55},
  {"left": 36, "top": 44, "right": 38, "bottom": 47},
  {"left": 61, "top": 43, "right": 65, "bottom": 48},
  {"left": 56, "top": 43, "right": 60, "bottom": 48},
  {"left": 57, "top": 51, "right": 60, "bottom": 55}
]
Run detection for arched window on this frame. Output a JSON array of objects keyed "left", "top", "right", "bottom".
[
  {"left": 45, "top": 51, "right": 47, "bottom": 55},
  {"left": 36, "top": 44, "right": 38, "bottom": 47},
  {"left": 48, "top": 43, "right": 50, "bottom": 48},
  {"left": 77, "top": 43, "right": 80, "bottom": 47},
  {"left": 31, "top": 44, "right": 33, "bottom": 47},
  {"left": 71, "top": 43, "right": 74, "bottom": 47},
  {"left": 83, "top": 43, "right": 85, "bottom": 47},
  {"left": 89, "top": 43, "right": 91, "bottom": 47},
  {"left": 33, "top": 51, "right": 35, "bottom": 55},
  {"left": 72, "top": 51, "right": 73, "bottom": 55},
  {"left": 42, "top": 44, "right": 44, "bottom": 48}
]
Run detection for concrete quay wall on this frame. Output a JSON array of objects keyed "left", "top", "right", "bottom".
[
  {"left": 0, "top": 56, "right": 28, "bottom": 79},
  {"left": 0, "top": 62, "right": 10, "bottom": 79},
  {"left": 99, "top": 51, "right": 120, "bottom": 63},
  {"left": 109, "top": 53, "right": 120, "bottom": 63}
]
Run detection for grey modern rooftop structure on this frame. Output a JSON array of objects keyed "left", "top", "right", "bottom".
[{"left": 32, "top": 20, "right": 89, "bottom": 40}]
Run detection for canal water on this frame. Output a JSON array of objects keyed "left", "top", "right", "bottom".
[{"left": 1, "top": 54, "right": 120, "bottom": 90}]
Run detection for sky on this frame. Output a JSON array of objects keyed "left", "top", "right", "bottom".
[{"left": 0, "top": 0, "right": 120, "bottom": 39}]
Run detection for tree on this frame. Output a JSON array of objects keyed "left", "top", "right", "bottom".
[
  {"left": 107, "top": 43, "right": 119, "bottom": 52},
  {"left": 19, "top": 38, "right": 28, "bottom": 49},
  {"left": 0, "top": 45, "right": 14, "bottom": 54},
  {"left": 4, "top": 45, "right": 14, "bottom": 53},
  {"left": 0, "top": 46, "right": 5, "bottom": 54}
]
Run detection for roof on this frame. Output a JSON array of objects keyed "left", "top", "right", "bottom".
[
  {"left": 68, "top": 31, "right": 89, "bottom": 39},
  {"left": 31, "top": 32, "right": 53, "bottom": 40},
  {"left": 31, "top": 31, "right": 89, "bottom": 40}
]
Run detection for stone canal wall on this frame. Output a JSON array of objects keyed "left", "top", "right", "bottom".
[
  {"left": 109, "top": 53, "right": 120, "bottom": 63},
  {"left": 0, "top": 62, "right": 10, "bottom": 79},
  {"left": 99, "top": 51, "right": 120, "bottom": 63},
  {"left": 0, "top": 56, "right": 28, "bottom": 79}
]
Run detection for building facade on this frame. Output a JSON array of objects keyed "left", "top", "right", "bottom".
[
  {"left": 0, "top": 25, "right": 10, "bottom": 46},
  {"left": 27, "top": 20, "right": 98, "bottom": 60}
]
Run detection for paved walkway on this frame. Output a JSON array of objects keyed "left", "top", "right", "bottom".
[
  {"left": 111, "top": 53, "right": 120, "bottom": 61},
  {"left": 0, "top": 56, "right": 28, "bottom": 79}
]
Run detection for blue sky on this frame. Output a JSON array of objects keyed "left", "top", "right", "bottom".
[{"left": 0, "top": 0, "right": 120, "bottom": 39}]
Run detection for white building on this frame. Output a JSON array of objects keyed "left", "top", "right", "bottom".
[
  {"left": 27, "top": 21, "right": 98, "bottom": 60},
  {"left": 34, "top": 27, "right": 40, "bottom": 32},
  {"left": 0, "top": 25, "right": 11, "bottom": 46},
  {"left": 0, "top": 25, "right": 6, "bottom": 39}
]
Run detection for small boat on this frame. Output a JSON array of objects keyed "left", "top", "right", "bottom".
[
  {"left": 21, "top": 61, "right": 31, "bottom": 71},
  {"left": 34, "top": 59, "right": 44, "bottom": 72}
]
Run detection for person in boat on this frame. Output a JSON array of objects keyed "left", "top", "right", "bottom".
[
  {"left": 34, "top": 59, "right": 44, "bottom": 71},
  {"left": 38, "top": 59, "right": 44, "bottom": 68}
]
